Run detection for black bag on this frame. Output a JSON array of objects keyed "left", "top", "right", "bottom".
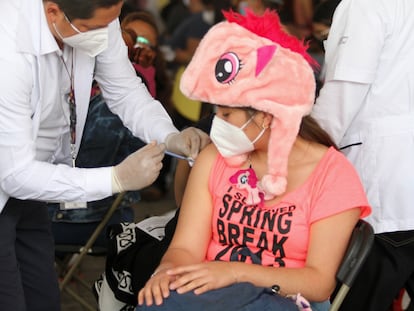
[{"left": 103, "top": 210, "right": 179, "bottom": 306}]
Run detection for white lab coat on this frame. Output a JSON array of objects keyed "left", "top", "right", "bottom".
[
  {"left": 312, "top": 0, "right": 414, "bottom": 233},
  {"left": 0, "top": 0, "right": 178, "bottom": 212}
]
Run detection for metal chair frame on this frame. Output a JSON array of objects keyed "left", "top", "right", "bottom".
[
  {"left": 330, "top": 219, "right": 375, "bottom": 311},
  {"left": 56, "top": 192, "right": 126, "bottom": 311}
]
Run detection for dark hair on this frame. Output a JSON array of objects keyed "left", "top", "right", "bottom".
[
  {"left": 262, "top": 0, "right": 284, "bottom": 10},
  {"left": 299, "top": 115, "right": 337, "bottom": 148},
  {"left": 48, "top": 0, "right": 123, "bottom": 20},
  {"left": 242, "top": 108, "right": 337, "bottom": 149},
  {"left": 201, "top": 0, "right": 214, "bottom": 5},
  {"left": 201, "top": 0, "right": 234, "bottom": 24},
  {"left": 313, "top": 0, "right": 342, "bottom": 26},
  {"left": 121, "top": 11, "right": 159, "bottom": 38},
  {"left": 121, "top": 11, "right": 174, "bottom": 115}
]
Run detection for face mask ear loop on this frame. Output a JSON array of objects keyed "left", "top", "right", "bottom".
[
  {"left": 251, "top": 125, "right": 267, "bottom": 144},
  {"left": 53, "top": 13, "right": 81, "bottom": 41},
  {"left": 64, "top": 13, "right": 82, "bottom": 34},
  {"left": 240, "top": 113, "right": 256, "bottom": 130},
  {"left": 53, "top": 22, "right": 65, "bottom": 41},
  {"left": 241, "top": 113, "right": 267, "bottom": 144}
]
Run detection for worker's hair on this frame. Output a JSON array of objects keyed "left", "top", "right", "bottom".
[{"left": 46, "top": 0, "right": 123, "bottom": 20}]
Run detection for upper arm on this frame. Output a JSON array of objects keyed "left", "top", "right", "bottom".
[
  {"left": 95, "top": 20, "right": 177, "bottom": 144},
  {"left": 305, "top": 208, "right": 361, "bottom": 295},
  {"left": 0, "top": 52, "right": 35, "bottom": 179},
  {"left": 313, "top": 80, "right": 370, "bottom": 144},
  {"left": 302, "top": 151, "right": 369, "bottom": 297},
  {"left": 168, "top": 144, "right": 217, "bottom": 262},
  {"left": 186, "top": 38, "right": 201, "bottom": 58},
  {"left": 173, "top": 159, "right": 192, "bottom": 207},
  {"left": 174, "top": 37, "right": 201, "bottom": 65}
]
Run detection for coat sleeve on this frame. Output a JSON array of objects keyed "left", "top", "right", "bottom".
[{"left": 93, "top": 19, "right": 179, "bottom": 144}]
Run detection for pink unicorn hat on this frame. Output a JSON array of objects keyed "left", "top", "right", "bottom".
[{"left": 180, "top": 9, "right": 317, "bottom": 197}]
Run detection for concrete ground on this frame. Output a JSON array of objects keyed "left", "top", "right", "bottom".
[{"left": 59, "top": 193, "right": 177, "bottom": 311}]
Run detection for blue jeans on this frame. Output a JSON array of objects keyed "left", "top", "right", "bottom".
[
  {"left": 311, "top": 300, "right": 330, "bottom": 311},
  {"left": 136, "top": 282, "right": 328, "bottom": 311},
  {"left": 48, "top": 203, "right": 134, "bottom": 248}
]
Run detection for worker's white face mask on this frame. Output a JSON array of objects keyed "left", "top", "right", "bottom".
[
  {"left": 53, "top": 15, "right": 108, "bottom": 57},
  {"left": 210, "top": 115, "right": 266, "bottom": 158}
]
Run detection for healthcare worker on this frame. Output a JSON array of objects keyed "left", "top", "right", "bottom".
[
  {"left": 0, "top": 0, "right": 209, "bottom": 310},
  {"left": 312, "top": 0, "right": 414, "bottom": 309}
]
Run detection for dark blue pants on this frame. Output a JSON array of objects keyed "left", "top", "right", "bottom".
[
  {"left": 0, "top": 198, "right": 60, "bottom": 311},
  {"left": 136, "top": 282, "right": 298, "bottom": 311},
  {"left": 338, "top": 230, "right": 414, "bottom": 311},
  {"left": 136, "top": 285, "right": 330, "bottom": 311}
]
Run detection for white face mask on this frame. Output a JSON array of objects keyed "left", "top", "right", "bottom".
[
  {"left": 210, "top": 115, "right": 266, "bottom": 158},
  {"left": 53, "top": 16, "right": 109, "bottom": 57}
]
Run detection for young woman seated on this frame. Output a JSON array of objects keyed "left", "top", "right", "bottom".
[
  {"left": 136, "top": 9, "right": 371, "bottom": 311},
  {"left": 137, "top": 107, "right": 370, "bottom": 310}
]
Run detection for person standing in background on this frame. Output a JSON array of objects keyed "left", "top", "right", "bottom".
[
  {"left": 162, "top": 0, "right": 233, "bottom": 130},
  {"left": 160, "top": 0, "right": 191, "bottom": 40},
  {"left": 312, "top": 0, "right": 414, "bottom": 309},
  {"left": 122, "top": 11, "right": 175, "bottom": 200},
  {"left": 0, "top": 1, "right": 209, "bottom": 310}
]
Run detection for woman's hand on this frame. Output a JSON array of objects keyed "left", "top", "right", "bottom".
[
  {"left": 167, "top": 261, "right": 238, "bottom": 295},
  {"left": 131, "top": 46, "right": 156, "bottom": 68},
  {"left": 137, "top": 268, "right": 175, "bottom": 307}
]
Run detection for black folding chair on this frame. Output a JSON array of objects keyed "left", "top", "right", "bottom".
[
  {"left": 55, "top": 192, "right": 126, "bottom": 311},
  {"left": 330, "top": 219, "right": 375, "bottom": 311}
]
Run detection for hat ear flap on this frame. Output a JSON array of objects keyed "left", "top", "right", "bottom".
[{"left": 261, "top": 108, "right": 304, "bottom": 196}]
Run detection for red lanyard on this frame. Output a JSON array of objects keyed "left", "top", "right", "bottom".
[
  {"left": 60, "top": 51, "right": 77, "bottom": 167},
  {"left": 67, "top": 86, "right": 77, "bottom": 167}
]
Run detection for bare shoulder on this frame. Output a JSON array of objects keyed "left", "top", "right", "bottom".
[
  {"left": 195, "top": 142, "right": 218, "bottom": 163},
  {"left": 191, "top": 142, "right": 218, "bottom": 173}
]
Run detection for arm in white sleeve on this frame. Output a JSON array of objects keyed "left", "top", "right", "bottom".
[
  {"left": 94, "top": 20, "right": 178, "bottom": 144},
  {"left": 312, "top": 0, "right": 385, "bottom": 144},
  {"left": 0, "top": 50, "right": 112, "bottom": 207},
  {"left": 312, "top": 80, "right": 371, "bottom": 144},
  {"left": 1, "top": 161, "right": 112, "bottom": 203}
]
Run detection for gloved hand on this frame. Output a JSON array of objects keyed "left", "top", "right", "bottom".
[
  {"left": 165, "top": 127, "right": 210, "bottom": 160},
  {"left": 112, "top": 142, "right": 165, "bottom": 193}
]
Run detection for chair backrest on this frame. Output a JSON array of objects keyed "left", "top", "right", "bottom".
[{"left": 329, "top": 219, "right": 375, "bottom": 311}]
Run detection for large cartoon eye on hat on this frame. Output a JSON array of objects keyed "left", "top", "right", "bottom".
[
  {"left": 215, "top": 52, "right": 242, "bottom": 84},
  {"left": 180, "top": 9, "right": 318, "bottom": 198}
]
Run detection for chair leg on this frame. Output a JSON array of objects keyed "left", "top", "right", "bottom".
[
  {"left": 59, "top": 192, "right": 126, "bottom": 290},
  {"left": 58, "top": 259, "right": 98, "bottom": 310},
  {"left": 330, "top": 285, "right": 350, "bottom": 311},
  {"left": 57, "top": 192, "right": 126, "bottom": 309}
]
